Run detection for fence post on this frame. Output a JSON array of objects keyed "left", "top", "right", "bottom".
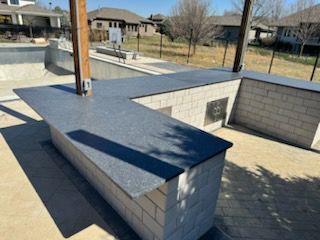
[
  {"left": 222, "top": 40, "right": 229, "bottom": 67},
  {"left": 160, "top": 33, "right": 163, "bottom": 58},
  {"left": 137, "top": 27, "right": 140, "bottom": 52},
  {"left": 268, "top": 47, "right": 276, "bottom": 74},
  {"left": 310, "top": 51, "right": 319, "bottom": 81},
  {"left": 187, "top": 28, "right": 193, "bottom": 64}
]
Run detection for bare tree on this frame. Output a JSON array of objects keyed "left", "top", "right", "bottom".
[
  {"left": 169, "top": 0, "right": 221, "bottom": 55},
  {"left": 270, "top": 0, "right": 285, "bottom": 21},
  {"left": 232, "top": 0, "right": 271, "bottom": 22},
  {"left": 290, "top": 0, "right": 320, "bottom": 56}
]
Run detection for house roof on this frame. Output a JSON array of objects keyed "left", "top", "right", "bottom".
[
  {"left": 149, "top": 13, "right": 166, "bottom": 21},
  {"left": 0, "top": 4, "right": 62, "bottom": 17},
  {"left": 276, "top": 4, "right": 320, "bottom": 27},
  {"left": 88, "top": 7, "right": 152, "bottom": 24},
  {"left": 211, "top": 15, "right": 243, "bottom": 27},
  {"left": 211, "top": 15, "right": 273, "bottom": 30},
  {"left": 0, "top": 4, "right": 17, "bottom": 13}
]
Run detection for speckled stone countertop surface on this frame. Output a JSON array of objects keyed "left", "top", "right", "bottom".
[{"left": 15, "top": 69, "right": 241, "bottom": 198}]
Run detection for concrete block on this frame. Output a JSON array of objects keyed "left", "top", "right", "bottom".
[
  {"left": 136, "top": 195, "right": 156, "bottom": 218},
  {"left": 304, "top": 99, "right": 320, "bottom": 109},
  {"left": 146, "top": 189, "right": 166, "bottom": 211},
  {"left": 143, "top": 211, "right": 164, "bottom": 239},
  {"left": 156, "top": 207, "right": 166, "bottom": 226}
]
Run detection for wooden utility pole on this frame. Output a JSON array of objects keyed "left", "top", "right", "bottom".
[
  {"left": 233, "top": 0, "right": 253, "bottom": 72},
  {"left": 69, "top": 0, "right": 92, "bottom": 96}
]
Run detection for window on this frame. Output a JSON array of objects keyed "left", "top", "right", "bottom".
[
  {"left": 145, "top": 24, "right": 147, "bottom": 33},
  {"left": 134, "top": 25, "right": 137, "bottom": 32},
  {"left": 96, "top": 22, "right": 102, "bottom": 28},
  {"left": 10, "top": 0, "right": 19, "bottom": 5},
  {"left": 109, "top": 22, "right": 112, "bottom": 28},
  {"left": 284, "top": 29, "right": 291, "bottom": 37},
  {"left": 0, "top": 15, "right": 12, "bottom": 24},
  {"left": 292, "top": 30, "right": 297, "bottom": 38},
  {"left": 114, "top": 22, "right": 117, "bottom": 28}
]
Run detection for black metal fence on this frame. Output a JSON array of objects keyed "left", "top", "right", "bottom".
[{"left": 266, "top": 39, "right": 320, "bottom": 81}]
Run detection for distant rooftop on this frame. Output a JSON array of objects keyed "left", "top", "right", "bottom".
[
  {"left": 148, "top": 13, "right": 166, "bottom": 22},
  {"left": 211, "top": 15, "right": 272, "bottom": 30},
  {"left": 0, "top": 3, "right": 62, "bottom": 17},
  {"left": 87, "top": 7, "right": 152, "bottom": 25},
  {"left": 276, "top": 3, "right": 320, "bottom": 27}
]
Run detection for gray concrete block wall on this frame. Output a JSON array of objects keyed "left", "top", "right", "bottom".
[
  {"left": 234, "top": 78, "right": 320, "bottom": 148},
  {"left": 134, "top": 80, "right": 241, "bottom": 132},
  {"left": 51, "top": 126, "right": 226, "bottom": 240}
]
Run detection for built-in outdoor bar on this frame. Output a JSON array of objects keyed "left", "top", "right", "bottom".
[
  {"left": 11, "top": 0, "right": 320, "bottom": 239},
  {"left": 15, "top": 68, "right": 320, "bottom": 240}
]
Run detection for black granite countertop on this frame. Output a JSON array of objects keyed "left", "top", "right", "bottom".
[
  {"left": 15, "top": 69, "right": 241, "bottom": 198},
  {"left": 213, "top": 68, "right": 320, "bottom": 93}
]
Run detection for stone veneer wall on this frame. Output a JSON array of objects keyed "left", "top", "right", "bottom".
[
  {"left": 133, "top": 79, "right": 241, "bottom": 132},
  {"left": 50, "top": 127, "right": 226, "bottom": 240},
  {"left": 234, "top": 78, "right": 320, "bottom": 148}
]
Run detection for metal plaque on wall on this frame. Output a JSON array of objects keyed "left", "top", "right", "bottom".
[
  {"left": 204, "top": 98, "right": 228, "bottom": 126},
  {"left": 157, "top": 106, "right": 172, "bottom": 117}
]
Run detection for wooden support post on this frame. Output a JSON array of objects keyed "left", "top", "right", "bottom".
[
  {"left": 233, "top": 0, "right": 253, "bottom": 72},
  {"left": 69, "top": 0, "right": 92, "bottom": 96}
]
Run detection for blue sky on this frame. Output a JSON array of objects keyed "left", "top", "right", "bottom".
[
  {"left": 43, "top": 0, "right": 234, "bottom": 17},
  {"left": 43, "top": 0, "right": 315, "bottom": 18}
]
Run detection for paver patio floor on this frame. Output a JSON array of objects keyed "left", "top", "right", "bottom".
[
  {"left": 1, "top": 100, "right": 319, "bottom": 240},
  {"left": 214, "top": 127, "right": 320, "bottom": 240}
]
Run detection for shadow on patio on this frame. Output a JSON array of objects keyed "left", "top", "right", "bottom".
[
  {"left": 215, "top": 160, "right": 320, "bottom": 240},
  {"left": 0, "top": 104, "right": 139, "bottom": 239}
]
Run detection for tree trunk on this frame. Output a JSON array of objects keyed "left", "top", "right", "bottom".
[
  {"left": 299, "top": 43, "right": 305, "bottom": 57},
  {"left": 193, "top": 43, "right": 197, "bottom": 55}
]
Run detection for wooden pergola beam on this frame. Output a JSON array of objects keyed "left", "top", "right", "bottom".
[
  {"left": 233, "top": 0, "right": 253, "bottom": 72},
  {"left": 69, "top": 0, "right": 92, "bottom": 96}
]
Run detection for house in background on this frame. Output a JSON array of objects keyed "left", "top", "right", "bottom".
[
  {"left": 148, "top": 13, "right": 166, "bottom": 32},
  {"left": 88, "top": 7, "right": 155, "bottom": 38},
  {"left": 275, "top": 4, "right": 320, "bottom": 53},
  {"left": 211, "top": 15, "right": 275, "bottom": 42},
  {"left": 0, "top": 0, "right": 61, "bottom": 28}
]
